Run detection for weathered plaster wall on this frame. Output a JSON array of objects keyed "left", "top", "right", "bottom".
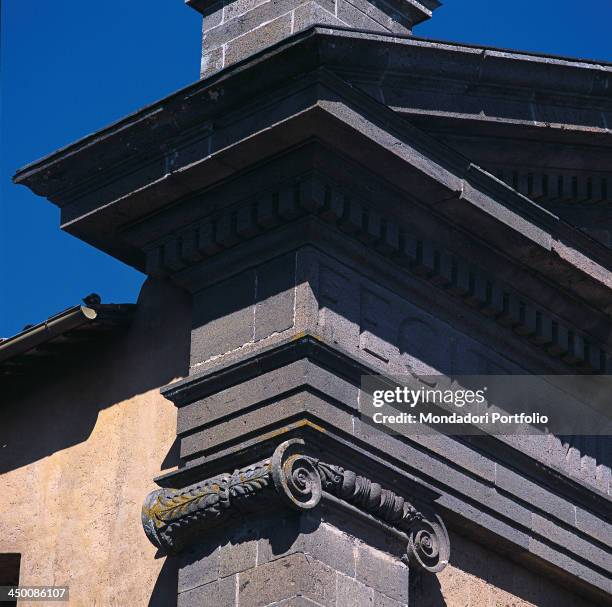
[
  {"left": 0, "top": 278, "right": 191, "bottom": 607},
  {"left": 424, "top": 531, "right": 596, "bottom": 607}
]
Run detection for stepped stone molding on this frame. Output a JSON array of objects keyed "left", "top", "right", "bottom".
[
  {"left": 160, "top": 334, "right": 612, "bottom": 509},
  {"left": 142, "top": 438, "right": 450, "bottom": 573},
  {"left": 143, "top": 173, "right": 611, "bottom": 372}
]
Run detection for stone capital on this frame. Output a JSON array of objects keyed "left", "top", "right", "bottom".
[{"left": 142, "top": 439, "right": 450, "bottom": 574}]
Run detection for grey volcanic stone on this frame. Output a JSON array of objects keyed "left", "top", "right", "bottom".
[
  {"left": 192, "top": 270, "right": 255, "bottom": 364},
  {"left": 254, "top": 254, "right": 296, "bottom": 341},
  {"left": 224, "top": 13, "right": 293, "bottom": 67},
  {"left": 337, "top": 574, "right": 374, "bottom": 606},
  {"left": 238, "top": 553, "right": 337, "bottom": 606},
  {"left": 178, "top": 543, "right": 220, "bottom": 593},
  {"left": 355, "top": 544, "right": 409, "bottom": 603},
  {"left": 178, "top": 575, "right": 236, "bottom": 607}
]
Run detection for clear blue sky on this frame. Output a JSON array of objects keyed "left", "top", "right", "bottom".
[{"left": 1, "top": 0, "right": 611, "bottom": 337}]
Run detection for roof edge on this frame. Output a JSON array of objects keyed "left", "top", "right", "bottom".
[
  {"left": 12, "top": 26, "right": 612, "bottom": 191},
  {"left": 0, "top": 302, "right": 136, "bottom": 367}
]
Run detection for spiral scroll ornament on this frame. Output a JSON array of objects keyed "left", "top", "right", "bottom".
[
  {"left": 404, "top": 513, "right": 450, "bottom": 573},
  {"left": 271, "top": 438, "right": 322, "bottom": 510}
]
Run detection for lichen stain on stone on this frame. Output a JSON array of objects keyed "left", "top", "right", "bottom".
[
  {"left": 263, "top": 419, "right": 326, "bottom": 442},
  {"left": 290, "top": 332, "right": 324, "bottom": 342}
]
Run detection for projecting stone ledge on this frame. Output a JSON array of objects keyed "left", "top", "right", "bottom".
[{"left": 142, "top": 439, "right": 450, "bottom": 574}]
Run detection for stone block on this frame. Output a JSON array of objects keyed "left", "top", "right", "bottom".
[
  {"left": 575, "top": 507, "right": 612, "bottom": 546},
  {"left": 257, "top": 511, "right": 304, "bottom": 564},
  {"left": 301, "top": 519, "right": 357, "bottom": 577},
  {"left": 316, "top": 262, "right": 361, "bottom": 348},
  {"left": 236, "top": 203, "right": 260, "bottom": 238},
  {"left": 202, "top": 0, "right": 225, "bottom": 30},
  {"left": 337, "top": 0, "right": 389, "bottom": 33},
  {"left": 293, "top": 1, "right": 341, "bottom": 32},
  {"left": 343, "top": 0, "right": 409, "bottom": 34},
  {"left": 375, "top": 220, "right": 400, "bottom": 255},
  {"left": 494, "top": 463, "right": 576, "bottom": 526},
  {"left": 180, "top": 394, "right": 306, "bottom": 458},
  {"left": 238, "top": 553, "right": 337, "bottom": 606},
  {"left": 178, "top": 575, "right": 236, "bottom": 607},
  {"left": 273, "top": 597, "right": 331, "bottom": 606},
  {"left": 177, "top": 360, "right": 310, "bottom": 433},
  {"left": 338, "top": 198, "right": 364, "bottom": 234},
  {"left": 254, "top": 254, "right": 296, "bottom": 341},
  {"left": 355, "top": 543, "right": 409, "bottom": 603},
  {"left": 190, "top": 253, "right": 297, "bottom": 364},
  {"left": 257, "top": 192, "right": 282, "bottom": 229},
  {"left": 224, "top": 0, "right": 268, "bottom": 21},
  {"left": 180, "top": 228, "right": 204, "bottom": 264},
  {"left": 220, "top": 535, "right": 258, "bottom": 577},
  {"left": 304, "top": 362, "right": 360, "bottom": 411},
  {"left": 223, "top": 13, "right": 293, "bottom": 68},
  {"left": 372, "top": 592, "right": 407, "bottom": 607},
  {"left": 197, "top": 220, "right": 222, "bottom": 257},
  {"left": 320, "top": 508, "right": 406, "bottom": 559},
  {"left": 191, "top": 269, "right": 255, "bottom": 365},
  {"left": 306, "top": 394, "right": 356, "bottom": 435},
  {"left": 531, "top": 513, "right": 610, "bottom": 572},
  {"left": 337, "top": 573, "right": 374, "bottom": 606},
  {"left": 359, "top": 209, "right": 382, "bottom": 245},
  {"left": 298, "top": 175, "right": 328, "bottom": 213},
  {"left": 203, "top": 0, "right": 297, "bottom": 50},
  {"left": 216, "top": 213, "right": 242, "bottom": 247},
  {"left": 178, "top": 542, "right": 220, "bottom": 593},
  {"left": 528, "top": 538, "right": 610, "bottom": 593},
  {"left": 201, "top": 45, "right": 225, "bottom": 77}
]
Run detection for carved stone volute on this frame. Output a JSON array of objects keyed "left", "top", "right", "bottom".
[{"left": 142, "top": 439, "right": 450, "bottom": 573}]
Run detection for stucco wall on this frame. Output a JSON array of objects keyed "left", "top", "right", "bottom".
[
  {"left": 418, "top": 530, "right": 596, "bottom": 607},
  {"left": 0, "top": 278, "right": 191, "bottom": 607}
]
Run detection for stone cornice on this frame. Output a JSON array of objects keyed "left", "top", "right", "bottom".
[
  {"left": 13, "top": 27, "right": 612, "bottom": 201},
  {"left": 159, "top": 334, "right": 612, "bottom": 519},
  {"left": 143, "top": 171, "right": 610, "bottom": 371},
  {"left": 11, "top": 39, "right": 612, "bottom": 321},
  {"left": 142, "top": 438, "right": 450, "bottom": 573},
  {"left": 11, "top": 63, "right": 612, "bottom": 317}
]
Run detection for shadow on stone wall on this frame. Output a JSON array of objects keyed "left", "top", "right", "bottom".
[
  {"left": 410, "top": 529, "right": 596, "bottom": 607},
  {"left": 149, "top": 498, "right": 596, "bottom": 607},
  {"left": 189, "top": 249, "right": 610, "bottom": 476},
  {"left": 149, "top": 556, "right": 179, "bottom": 607},
  {"left": 0, "top": 278, "right": 191, "bottom": 475}
]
